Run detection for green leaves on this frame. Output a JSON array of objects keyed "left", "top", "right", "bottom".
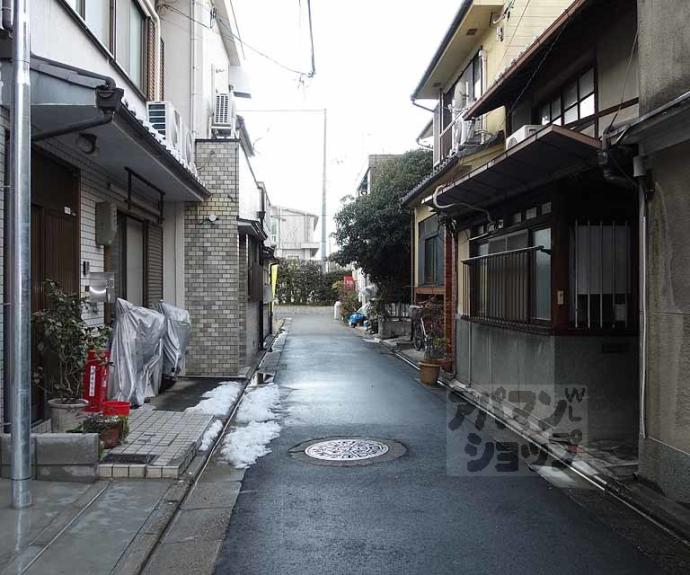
[
  {"left": 332, "top": 150, "right": 432, "bottom": 303},
  {"left": 275, "top": 260, "right": 343, "bottom": 305},
  {"left": 32, "top": 279, "right": 111, "bottom": 401}
]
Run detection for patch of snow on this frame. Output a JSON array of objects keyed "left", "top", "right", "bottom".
[
  {"left": 220, "top": 421, "right": 281, "bottom": 469},
  {"left": 185, "top": 381, "right": 243, "bottom": 417},
  {"left": 235, "top": 384, "right": 281, "bottom": 424},
  {"left": 199, "top": 419, "right": 223, "bottom": 451}
]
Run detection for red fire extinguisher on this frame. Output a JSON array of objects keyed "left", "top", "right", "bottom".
[{"left": 83, "top": 350, "right": 111, "bottom": 413}]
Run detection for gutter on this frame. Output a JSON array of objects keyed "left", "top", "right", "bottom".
[
  {"left": 411, "top": 0, "right": 472, "bottom": 101},
  {"left": 32, "top": 85, "right": 124, "bottom": 141},
  {"left": 384, "top": 343, "right": 690, "bottom": 547}
]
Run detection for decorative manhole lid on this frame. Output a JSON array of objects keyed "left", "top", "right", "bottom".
[
  {"left": 290, "top": 437, "right": 406, "bottom": 466},
  {"left": 305, "top": 439, "right": 389, "bottom": 461}
]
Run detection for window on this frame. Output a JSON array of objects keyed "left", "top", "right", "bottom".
[
  {"left": 66, "top": 0, "right": 110, "bottom": 47},
  {"left": 418, "top": 216, "right": 444, "bottom": 286},
  {"left": 116, "top": 0, "right": 146, "bottom": 89},
  {"left": 464, "top": 228, "right": 551, "bottom": 325},
  {"left": 84, "top": 0, "right": 110, "bottom": 46},
  {"left": 538, "top": 68, "right": 596, "bottom": 127},
  {"left": 571, "top": 220, "right": 631, "bottom": 328}
]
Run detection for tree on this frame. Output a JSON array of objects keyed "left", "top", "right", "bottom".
[
  {"left": 275, "top": 259, "right": 345, "bottom": 305},
  {"left": 332, "top": 149, "right": 432, "bottom": 303}
]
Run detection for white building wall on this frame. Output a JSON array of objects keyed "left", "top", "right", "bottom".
[
  {"left": 238, "top": 147, "right": 261, "bottom": 220},
  {"left": 32, "top": 0, "right": 149, "bottom": 118}
]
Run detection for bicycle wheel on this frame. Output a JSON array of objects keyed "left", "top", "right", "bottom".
[{"left": 413, "top": 322, "right": 424, "bottom": 351}]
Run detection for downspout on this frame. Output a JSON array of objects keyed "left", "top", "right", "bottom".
[
  {"left": 411, "top": 98, "right": 435, "bottom": 113},
  {"left": 141, "top": 0, "right": 162, "bottom": 100},
  {"left": 600, "top": 137, "right": 647, "bottom": 439},
  {"left": 633, "top": 152, "right": 649, "bottom": 440},
  {"left": 190, "top": 0, "right": 197, "bottom": 137},
  {"left": 410, "top": 211, "right": 415, "bottom": 305}
]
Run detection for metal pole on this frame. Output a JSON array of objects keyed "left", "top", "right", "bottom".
[
  {"left": 9, "top": 0, "right": 33, "bottom": 508},
  {"left": 320, "top": 108, "right": 327, "bottom": 270}
]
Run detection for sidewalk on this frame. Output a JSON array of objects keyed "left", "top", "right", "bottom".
[{"left": 0, "top": 323, "right": 288, "bottom": 575}]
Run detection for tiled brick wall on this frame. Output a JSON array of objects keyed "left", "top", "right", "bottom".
[
  {"left": 184, "top": 140, "right": 241, "bottom": 376},
  {"left": 238, "top": 234, "right": 247, "bottom": 366},
  {"left": 0, "top": 109, "right": 7, "bottom": 423}
]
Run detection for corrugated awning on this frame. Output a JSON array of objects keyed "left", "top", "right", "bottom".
[{"left": 436, "top": 125, "right": 600, "bottom": 213}]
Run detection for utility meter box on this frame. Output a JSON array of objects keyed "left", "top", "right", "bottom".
[{"left": 95, "top": 201, "right": 118, "bottom": 246}]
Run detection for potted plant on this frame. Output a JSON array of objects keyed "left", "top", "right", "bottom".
[
  {"left": 79, "top": 414, "right": 123, "bottom": 449},
  {"left": 33, "top": 280, "right": 111, "bottom": 432},
  {"left": 417, "top": 298, "right": 446, "bottom": 385}
]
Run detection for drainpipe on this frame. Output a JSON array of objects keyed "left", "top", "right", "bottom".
[
  {"left": 600, "top": 137, "right": 648, "bottom": 440},
  {"left": 141, "top": 0, "right": 162, "bottom": 100},
  {"left": 409, "top": 211, "right": 415, "bottom": 305},
  {"left": 634, "top": 152, "right": 649, "bottom": 440},
  {"left": 9, "top": 0, "right": 32, "bottom": 509},
  {"left": 190, "top": 0, "right": 197, "bottom": 137}
]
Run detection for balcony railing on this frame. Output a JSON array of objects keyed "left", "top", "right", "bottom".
[{"left": 462, "top": 246, "right": 547, "bottom": 327}]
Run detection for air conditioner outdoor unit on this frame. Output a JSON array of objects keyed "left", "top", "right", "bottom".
[
  {"left": 506, "top": 124, "right": 541, "bottom": 149},
  {"left": 212, "top": 92, "right": 236, "bottom": 137},
  {"left": 147, "top": 101, "right": 181, "bottom": 150}
]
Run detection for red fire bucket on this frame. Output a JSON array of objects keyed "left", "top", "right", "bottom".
[{"left": 103, "top": 401, "right": 131, "bottom": 416}]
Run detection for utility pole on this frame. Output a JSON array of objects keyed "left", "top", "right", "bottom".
[
  {"left": 320, "top": 108, "right": 327, "bottom": 271},
  {"left": 9, "top": 0, "right": 33, "bottom": 508}
]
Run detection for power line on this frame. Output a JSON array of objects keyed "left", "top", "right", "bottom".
[
  {"left": 160, "top": 4, "right": 313, "bottom": 79},
  {"left": 228, "top": 0, "right": 246, "bottom": 59},
  {"left": 305, "top": 0, "right": 316, "bottom": 77}
]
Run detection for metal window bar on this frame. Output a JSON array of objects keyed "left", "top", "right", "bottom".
[
  {"left": 572, "top": 220, "right": 631, "bottom": 329},
  {"left": 462, "top": 246, "right": 545, "bottom": 326}
]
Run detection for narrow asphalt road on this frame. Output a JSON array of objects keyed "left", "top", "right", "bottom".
[{"left": 214, "top": 308, "right": 666, "bottom": 575}]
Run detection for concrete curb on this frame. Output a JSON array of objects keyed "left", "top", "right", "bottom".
[
  {"left": 384, "top": 343, "right": 690, "bottom": 549},
  {"left": 112, "top": 322, "right": 290, "bottom": 575}
]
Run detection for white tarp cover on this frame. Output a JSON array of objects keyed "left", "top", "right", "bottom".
[
  {"left": 158, "top": 302, "right": 192, "bottom": 377},
  {"left": 108, "top": 298, "right": 166, "bottom": 406}
]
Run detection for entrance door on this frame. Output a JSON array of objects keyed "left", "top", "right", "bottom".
[{"left": 31, "top": 152, "right": 79, "bottom": 421}]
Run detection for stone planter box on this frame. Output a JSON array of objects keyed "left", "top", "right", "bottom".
[
  {"left": 0, "top": 432, "right": 99, "bottom": 483},
  {"left": 377, "top": 318, "right": 410, "bottom": 339}
]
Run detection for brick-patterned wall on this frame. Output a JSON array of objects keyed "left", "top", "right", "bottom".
[
  {"left": 0, "top": 108, "right": 7, "bottom": 423},
  {"left": 184, "top": 140, "right": 240, "bottom": 376},
  {"left": 238, "top": 234, "right": 247, "bottom": 366},
  {"left": 444, "top": 228, "right": 456, "bottom": 372}
]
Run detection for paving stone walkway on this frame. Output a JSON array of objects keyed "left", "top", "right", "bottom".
[{"left": 98, "top": 409, "right": 213, "bottom": 480}]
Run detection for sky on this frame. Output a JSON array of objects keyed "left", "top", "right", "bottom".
[{"left": 231, "top": 0, "right": 460, "bottom": 256}]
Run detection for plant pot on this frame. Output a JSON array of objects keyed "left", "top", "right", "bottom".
[
  {"left": 418, "top": 361, "right": 441, "bottom": 386},
  {"left": 48, "top": 398, "right": 89, "bottom": 432},
  {"left": 99, "top": 421, "right": 123, "bottom": 449}
]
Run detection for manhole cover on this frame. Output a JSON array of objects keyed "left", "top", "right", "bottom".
[
  {"left": 305, "top": 439, "right": 389, "bottom": 461},
  {"left": 290, "top": 437, "right": 406, "bottom": 466}
]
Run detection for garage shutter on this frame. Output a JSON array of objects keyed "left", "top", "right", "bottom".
[{"left": 146, "top": 222, "right": 163, "bottom": 308}]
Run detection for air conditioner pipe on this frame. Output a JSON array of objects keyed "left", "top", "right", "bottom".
[{"left": 432, "top": 184, "right": 495, "bottom": 226}]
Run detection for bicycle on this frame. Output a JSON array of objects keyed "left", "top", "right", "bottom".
[{"left": 410, "top": 305, "right": 426, "bottom": 351}]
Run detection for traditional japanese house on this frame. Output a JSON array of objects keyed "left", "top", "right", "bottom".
[{"left": 434, "top": 0, "right": 641, "bottom": 443}]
